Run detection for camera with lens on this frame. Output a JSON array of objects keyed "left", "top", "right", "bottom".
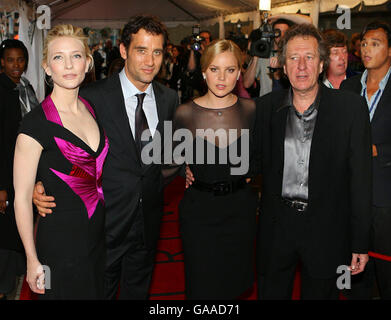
[
  {"left": 190, "top": 25, "right": 204, "bottom": 51},
  {"left": 249, "top": 21, "right": 280, "bottom": 58}
]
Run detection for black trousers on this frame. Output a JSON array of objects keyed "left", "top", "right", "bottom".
[
  {"left": 257, "top": 204, "right": 339, "bottom": 300},
  {"left": 348, "top": 206, "right": 391, "bottom": 300},
  {"left": 104, "top": 209, "right": 155, "bottom": 300}
]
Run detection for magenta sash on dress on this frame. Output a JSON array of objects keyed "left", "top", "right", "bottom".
[{"left": 41, "top": 95, "right": 109, "bottom": 219}]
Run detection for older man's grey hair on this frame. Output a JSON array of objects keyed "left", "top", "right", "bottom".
[{"left": 277, "top": 23, "right": 329, "bottom": 68}]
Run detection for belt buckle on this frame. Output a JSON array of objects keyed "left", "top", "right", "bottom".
[
  {"left": 293, "top": 200, "right": 307, "bottom": 212},
  {"left": 213, "top": 182, "right": 231, "bottom": 196}
]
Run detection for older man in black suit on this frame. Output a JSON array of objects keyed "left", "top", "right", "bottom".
[
  {"left": 341, "top": 21, "right": 391, "bottom": 300},
  {"left": 256, "top": 23, "right": 372, "bottom": 299},
  {"left": 33, "top": 16, "right": 178, "bottom": 300}
]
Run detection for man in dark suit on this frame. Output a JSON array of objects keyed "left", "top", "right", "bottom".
[
  {"left": 341, "top": 21, "right": 391, "bottom": 299},
  {"left": 256, "top": 23, "right": 372, "bottom": 299},
  {"left": 33, "top": 16, "right": 178, "bottom": 299}
]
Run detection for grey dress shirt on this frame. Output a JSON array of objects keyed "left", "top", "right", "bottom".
[{"left": 280, "top": 88, "right": 321, "bottom": 200}]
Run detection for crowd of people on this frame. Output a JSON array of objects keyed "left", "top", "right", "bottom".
[
  {"left": 0, "top": 13, "right": 390, "bottom": 300},
  {"left": 87, "top": 18, "right": 368, "bottom": 104}
]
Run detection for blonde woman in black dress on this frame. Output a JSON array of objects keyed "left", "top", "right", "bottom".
[
  {"left": 14, "top": 25, "right": 108, "bottom": 299},
  {"left": 168, "top": 39, "right": 259, "bottom": 299}
]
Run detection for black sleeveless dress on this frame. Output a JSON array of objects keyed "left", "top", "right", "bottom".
[
  {"left": 170, "top": 98, "right": 259, "bottom": 299},
  {"left": 19, "top": 95, "right": 109, "bottom": 299}
]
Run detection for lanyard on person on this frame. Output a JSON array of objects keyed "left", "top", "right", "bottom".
[
  {"left": 324, "top": 78, "right": 334, "bottom": 89},
  {"left": 362, "top": 87, "right": 381, "bottom": 116}
]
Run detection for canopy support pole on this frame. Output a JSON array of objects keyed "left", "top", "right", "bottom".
[
  {"left": 310, "top": 0, "right": 320, "bottom": 27},
  {"left": 218, "top": 15, "right": 225, "bottom": 39}
]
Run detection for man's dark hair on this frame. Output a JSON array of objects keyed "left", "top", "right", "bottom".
[
  {"left": 272, "top": 19, "right": 294, "bottom": 29},
  {"left": 361, "top": 21, "right": 391, "bottom": 47},
  {"left": 350, "top": 32, "right": 361, "bottom": 52},
  {"left": 351, "top": 33, "right": 361, "bottom": 45},
  {"left": 322, "top": 29, "right": 347, "bottom": 49},
  {"left": 277, "top": 23, "right": 328, "bottom": 68},
  {"left": 0, "top": 39, "right": 29, "bottom": 71},
  {"left": 121, "top": 15, "right": 169, "bottom": 50},
  {"left": 180, "top": 35, "right": 192, "bottom": 47},
  {"left": 200, "top": 30, "right": 212, "bottom": 42}
]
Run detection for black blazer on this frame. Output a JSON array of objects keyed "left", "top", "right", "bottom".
[
  {"left": 341, "top": 74, "right": 391, "bottom": 207},
  {"left": 0, "top": 73, "right": 24, "bottom": 251},
  {"left": 255, "top": 84, "right": 372, "bottom": 278},
  {"left": 80, "top": 74, "right": 178, "bottom": 251}
]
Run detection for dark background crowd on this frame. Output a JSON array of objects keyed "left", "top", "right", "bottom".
[{"left": 87, "top": 21, "right": 365, "bottom": 103}]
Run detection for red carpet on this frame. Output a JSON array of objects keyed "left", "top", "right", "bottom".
[
  {"left": 149, "top": 177, "right": 186, "bottom": 300},
  {"left": 19, "top": 177, "right": 311, "bottom": 300},
  {"left": 149, "top": 177, "right": 303, "bottom": 300}
]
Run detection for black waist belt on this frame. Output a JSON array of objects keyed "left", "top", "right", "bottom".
[
  {"left": 281, "top": 197, "right": 308, "bottom": 212},
  {"left": 192, "top": 178, "right": 247, "bottom": 196}
]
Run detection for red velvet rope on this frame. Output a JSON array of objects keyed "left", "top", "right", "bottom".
[{"left": 369, "top": 251, "right": 391, "bottom": 262}]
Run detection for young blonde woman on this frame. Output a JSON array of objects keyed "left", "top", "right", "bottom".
[
  {"left": 14, "top": 25, "right": 109, "bottom": 299},
  {"left": 170, "top": 39, "right": 259, "bottom": 299}
]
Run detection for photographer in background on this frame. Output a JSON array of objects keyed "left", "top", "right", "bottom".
[
  {"left": 187, "top": 29, "right": 211, "bottom": 71},
  {"left": 243, "top": 14, "right": 312, "bottom": 97},
  {"left": 167, "top": 45, "right": 186, "bottom": 92},
  {"left": 348, "top": 33, "right": 365, "bottom": 73},
  {"left": 104, "top": 39, "right": 121, "bottom": 76},
  {"left": 92, "top": 43, "right": 104, "bottom": 80},
  {"left": 183, "top": 28, "right": 211, "bottom": 101},
  {"left": 227, "top": 34, "right": 258, "bottom": 98}
]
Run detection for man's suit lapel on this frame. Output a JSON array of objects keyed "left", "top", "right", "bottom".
[
  {"left": 152, "top": 81, "right": 168, "bottom": 136},
  {"left": 350, "top": 75, "right": 363, "bottom": 94},
  {"left": 272, "top": 95, "right": 288, "bottom": 194},
  {"left": 354, "top": 76, "right": 363, "bottom": 93},
  {"left": 372, "top": 75, "right": 391, "bottom": 124},
  {"left": 308, "top": 85, "right": 332, "bottom": 202},
  {"left": 103, "top": 74, "right": 140, "bottom": 165}
]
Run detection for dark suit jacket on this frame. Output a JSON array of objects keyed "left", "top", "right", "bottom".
[
  {"left": 341, "top": 74, "right": 391, "bottom": 207},
  {"left": 256, "top": 84, "right": 372, "bottom": 278},
  {"left": 80, "top": 74, "right": 178, "bottom": 252},
  {"left": 0, "top": 73, "right": 24, "bottom": 251}
]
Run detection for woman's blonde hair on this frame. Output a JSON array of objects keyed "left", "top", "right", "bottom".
[
  {"left": 42, "top": 24, "right": 94, "bottom": 72},
  {"left": 200, "top": 39, "right": 242, "bottom": 72}
]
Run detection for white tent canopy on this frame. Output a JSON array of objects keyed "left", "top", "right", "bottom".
[
  {"left": 2, "top": 0, "right": 389, "bottom": 26},
  {"left": 29, "top": 0, "right": 389, "bottom": 28},
  {"left": 35, "top": 0, "right": 261, "bottom": 28},
  {"left": 1, "top": 0, "right": 388, "bottom": 100},
  {"left": 271, "top": 0, "right": 389, "bottom": 15}
]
